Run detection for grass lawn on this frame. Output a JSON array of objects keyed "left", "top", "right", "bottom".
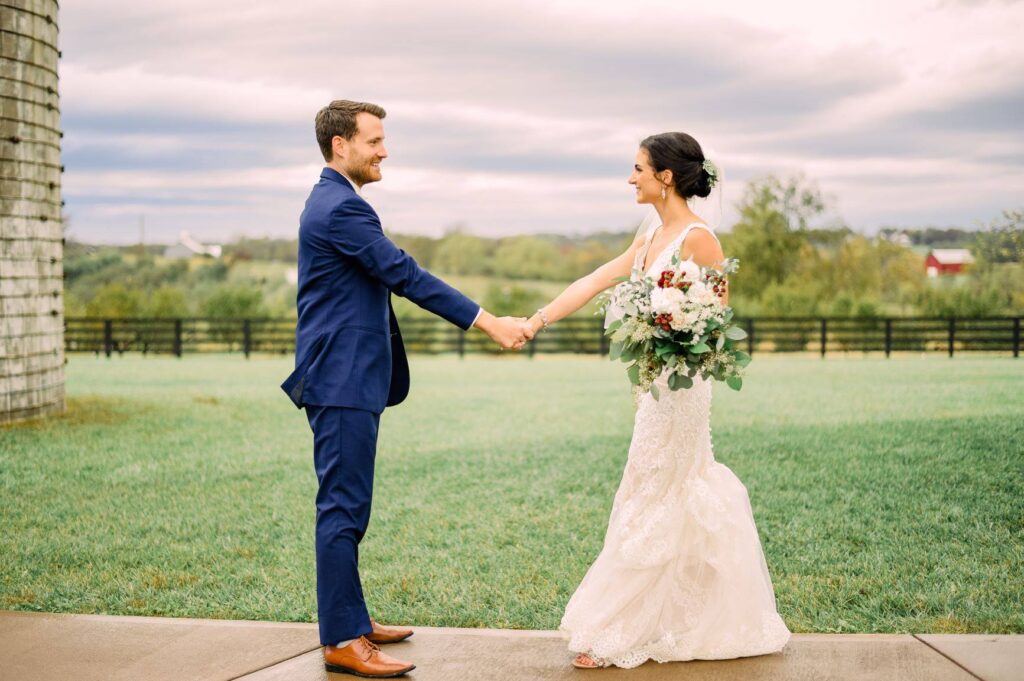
[{"left": 1, "top": 353, "right": 1021, "bottom": 634}]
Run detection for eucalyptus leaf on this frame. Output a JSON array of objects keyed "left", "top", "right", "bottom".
[
  {"left": 725, "top": 326, "right": 748, "bottom": 341},
  {"left": 691, "top": 342, "right": 711, "bottom": 354},
  {"left": 726, "top": 375, "right": 743, "bottom": 390},
  {"left": 609, "top": 341, "right": 623, "bottom": 361},
  {"left": 716, "top": 333, "right": 725, "bottom": 351},
  {"left": 627, "top": 363, "right": 640, "bottom": 385},
  {"left": 676, "top": 374, "right": 693, "bottom": 389},
  {"left": 650, "top": 383, "right": 660, "bottom": 400}
]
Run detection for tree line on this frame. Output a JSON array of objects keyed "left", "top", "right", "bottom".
[{"left": 62, "top": 175, "right": 1023, "bottom": 321}]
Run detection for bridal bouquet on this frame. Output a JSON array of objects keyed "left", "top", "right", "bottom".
[{"left": 600, "top": 255, "right": 751, "bottom": 399}]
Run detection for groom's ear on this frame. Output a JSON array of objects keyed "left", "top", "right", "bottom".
[{"left": 331, "top": 135, "right": 348, "bottom": 162}]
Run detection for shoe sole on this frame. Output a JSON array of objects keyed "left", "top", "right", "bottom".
[
  {"left": 366, "top": 632, "right": 414, "bottom": 644},
  {"left": 324, "top": 663, "right": 416, "bottom": 678}
]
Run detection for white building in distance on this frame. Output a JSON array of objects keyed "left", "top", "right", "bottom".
[{"left": 164, "top": 231, "right": 223, "bottom": 259}]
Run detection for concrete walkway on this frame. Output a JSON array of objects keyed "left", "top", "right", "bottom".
[{"left": 0, "top": 610, "right": 1020, "bottom": 681}]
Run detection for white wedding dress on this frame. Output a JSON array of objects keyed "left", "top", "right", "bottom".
[{"left": 559, "top": 222, "right": 792, "bottom": 668}]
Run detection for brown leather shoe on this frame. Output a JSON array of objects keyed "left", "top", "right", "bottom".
[
  {"left": 323, "top": 636, "right": 415, "bottom": 678},
  {"left": 366, "top": 618, "right": 414, "bottom": 644}
]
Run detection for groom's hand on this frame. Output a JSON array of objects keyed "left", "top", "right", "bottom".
[{"left": 474, "top": 310, "right": 531, "bottom": 350}]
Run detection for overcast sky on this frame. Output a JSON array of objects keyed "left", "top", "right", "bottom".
[{"left": 58, "top": 0, "right": 1024, "bottom": 244}]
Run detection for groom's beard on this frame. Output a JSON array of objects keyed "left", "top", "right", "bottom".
[{"left": 345, "top": 157, "right": 381, "bottom": 187}]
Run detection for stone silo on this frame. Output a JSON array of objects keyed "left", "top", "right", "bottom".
[{"left": 1, "top": 0, "right": 64, "bottom": 423}]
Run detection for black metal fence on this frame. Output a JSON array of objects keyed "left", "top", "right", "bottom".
[{"left": 64, "top": 316, "right": 1022, "bottom": 358}]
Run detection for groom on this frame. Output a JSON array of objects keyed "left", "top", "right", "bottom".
[{"left": 281, "top": 100, "right": 531, "bottom": 677}]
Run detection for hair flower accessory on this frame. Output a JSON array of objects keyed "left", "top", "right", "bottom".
[{"left": 702, "top": 158, "right": 719, "bottom": 189}]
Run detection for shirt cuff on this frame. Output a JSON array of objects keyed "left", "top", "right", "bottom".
[{"left": 471, "top": 306, "right": 483, "bottom": 328}]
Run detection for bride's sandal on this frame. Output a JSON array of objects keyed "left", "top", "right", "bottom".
[{"left": 571, "top": 653, "right": 601, "bottom": 669}]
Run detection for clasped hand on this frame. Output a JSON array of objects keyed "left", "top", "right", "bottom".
[{"left": 474, "top": 311, "right": 537, "bottom": 351}]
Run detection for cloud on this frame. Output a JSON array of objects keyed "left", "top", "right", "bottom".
[{"left": 54, "top": 0, "right": 1024, "bottom": 243}]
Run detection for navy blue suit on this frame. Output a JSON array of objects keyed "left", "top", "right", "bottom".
[{"left": 282, "top": 167, "right": 479, "bottom": 645}]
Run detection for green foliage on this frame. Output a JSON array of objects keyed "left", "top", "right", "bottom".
[
  {"left": 878, "top": 226, "right": 980, "bottom": 248},
  {"left": 973, "top": 209, "right": 1024, "bottom": 264},
  {"left": 829, "top": 294, "right": 882, "bottom": 318},
  {"left": 481, "top": 283, "right": 547, "bottom": 317},
  {"left": 57, "top": 193, "right": 1022, "bottom": 322},
  {"left": 64, "top": 249, "right": 123, "bottom": 282},
  {"left": 389, "top": 232, "right": 438, "bottom": 267},
  {"left": 757, "top": 279, "right": 822, "bottom": 316},
  {"left": 85, "top": 283, "right": 144, "bottom": 317},
  {"left": 720, "top": 175, "right": 823, "bottom": 301},
  {"left": 565, "top": 239, "right": 617, "bottom": 279},
  {"left": 492, "top": 236, "right": 561, "bottom": 280},
  {"left": 221, "top": 237, "right": 298, "bottom": 262},
  {"left": 916, "top": 288, "right": 998, "bottom": 317},
  {"left": 195, "top": 260, "right": 229, "bottom": 282},
  {"left": 200, "top": 284, "right": 267, "bottom": 319},
  {"left": 144, "top": 286, "right": 189, "bottom": 318},
  {"left": 432, "top": 232, "right": 491, "bottom": 275}
]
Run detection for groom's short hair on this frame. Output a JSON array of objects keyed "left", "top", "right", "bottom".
[{"left": 316, "top": 100, "right": 387, "bottom": 161}]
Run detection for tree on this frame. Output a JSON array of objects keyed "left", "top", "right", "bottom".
[
  {"left": 482, "top": 283, "right": 547, "bottom": 317},
  {"left": 492, "top": 236, "right": 561, "bottom": 280},
  {"left": 144, "top": 286, "right": 189, "bottom": 318},
  {"left": 973, "top": 208, "right": 1024, "bottom": 264},
  {"left": 720, "top": 174, "right": 828, "bottom": 301},
  {"left": 433, "top": 232, "right": 491, "bottom": 275},
  {"left": 200, "top": 284, "right": 267, "bottom": 319},
  {"left": 566, "top": 239, "right": 616, "bottom": 280},
  {"left": 85, "top": 282, "right": 144, "bottom": 317}
]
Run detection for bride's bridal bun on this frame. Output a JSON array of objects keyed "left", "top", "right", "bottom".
[{"left": 640, "top": 132, "right": 713, "bottom": 200}]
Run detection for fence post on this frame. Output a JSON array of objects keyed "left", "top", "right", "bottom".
[
  {"left": 243, "top": 319, "right": 252, "bottom": 359},
  {"left": 884, "top": 318, "right": 892, "bottom": 358},
  {"left": 948, "top": 317, "right": 955, "bottom": 357},
  {"left": 1014, "top": 317, "right": 1020, "bottom": 358},
  {"left": 173, "top": 319, "right": 183, "bottom": 357},
  {"left": 103, "top": 319, "right": 113, "bottom": 358},
  {"left": 820, "top": 318, "right": 827, "bottom": 358},
  {"left": 746, "top": 318, "right": 755, "bottom": 355}
]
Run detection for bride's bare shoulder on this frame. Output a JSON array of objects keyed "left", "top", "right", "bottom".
[{"left": 681, "top": 225, "right": 724, "bottom": 265}]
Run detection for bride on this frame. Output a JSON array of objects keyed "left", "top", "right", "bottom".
[{"left": 522, "top": 132, "right": 791, "bottom": 669}]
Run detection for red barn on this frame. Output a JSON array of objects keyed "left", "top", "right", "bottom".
[{"left": 925, "top": 249, "right": 973, "bottom": 277}]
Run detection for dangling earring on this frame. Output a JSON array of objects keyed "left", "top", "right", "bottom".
[{"left": 660, "top": 186, "right": 667, "bottom": 200}]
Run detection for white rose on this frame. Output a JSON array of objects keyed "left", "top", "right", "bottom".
[
  {"left": 687, "top": 281, "right": 719, "bottom": 307},
  {"left": 687, "top": 280, "right": 709, "bottom": 298},
  {"left": 650, "top": 286, "right": 686, "bottom": 316},
  {"left": 678, "top": 257, "right": 701, "bottom": 282}
]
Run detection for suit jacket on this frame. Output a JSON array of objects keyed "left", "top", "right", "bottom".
[{"left": 281, "top": 168, "right": 480, "bottom": 413}]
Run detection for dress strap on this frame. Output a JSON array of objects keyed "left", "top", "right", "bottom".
[{"left": 681, "top": 221, "right": 719, "bottom": 244}]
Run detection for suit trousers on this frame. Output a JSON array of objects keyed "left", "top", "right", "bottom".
[{"left": 305, "top": 404, "right": 380, "bottom": 645}]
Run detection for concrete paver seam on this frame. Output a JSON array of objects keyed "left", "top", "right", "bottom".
[
  {"left": 911, "top": 634, "right": 988, "bottom": 681},
  {"left": 224, "top": 644, "right": 324, "bottom": 681}
]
